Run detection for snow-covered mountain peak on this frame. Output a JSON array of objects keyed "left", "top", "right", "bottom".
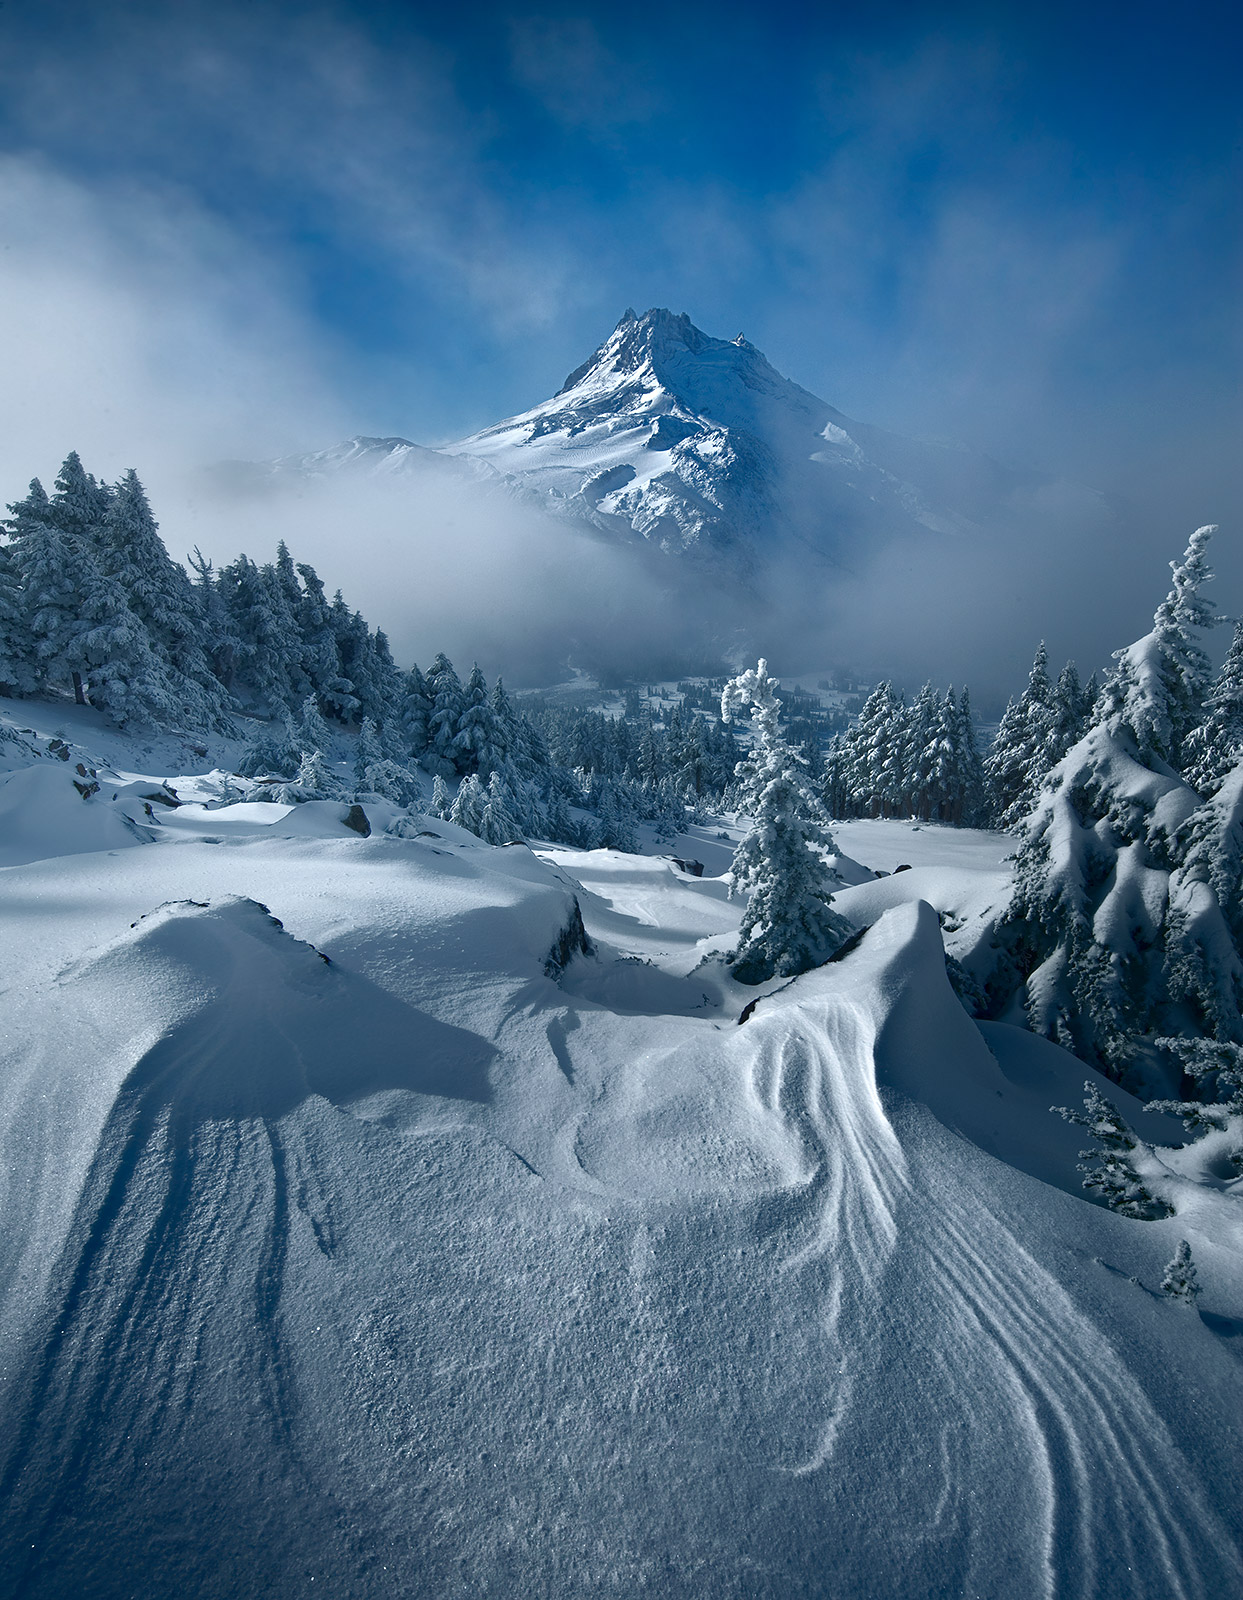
[
  {"left": 549, "top": 306, "right": 826, "bottom": 435},
  {"left": 445, "top": 308, "right": 993, "bottom": 559},
  {"left": 237, "top": 307, "right": 1107, "bottom": 570}
]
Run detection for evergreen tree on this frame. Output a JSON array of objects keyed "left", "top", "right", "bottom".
[
  {"left": 271, "top": 749, "right": 344, "bottom": 804},
  {"left": 398, "top": 663, "right": 433, "bottom": 760},
  {"left": 1094, "top": 525, "right": 1219, "bottom": 767},
  {"left": 478, "top": 771, "right": 523, "bottom": 844},
  {"left": 545, "top": 789, "right": 576, "bottom": 846},
  {"left": 424, "top": 653, "right": 466, "bottom": 776},
  {"left": 951, "top": 687, "right": 987, "bottom": 825},
  {"left": 236, "top": 713, "right": 301, "bottom": 780},
  {"left": 369, "top": 630, "right": 401, "bottom": 726},
  {"left": 985, "top": 642, "right": 1058, "bottom": 829},
  {"left": 188, "top": 548, "right": 243, "bottom": 690},
  {"left": 1053, "top": 1083, "right": 1173, "bottom": 1219},
  {"left": 488, "top": 677, "right": 522, "bottom": 767},
  {"left": 838, "top": 680, "right": 907, "bottom": 818},
  {"left": 358, "top": 755, "right": 417, "bottom": 805},
  {"left": 1163, "top": 770, "right": 1243, "bottom": 1041},
  {"left": 1004, "top": 718, "right": 1193, "bottom": 1078},
  {"left": 298, "top": 694, "right": 335, "bottom": 757},
  {"left": 1161, "top": 1241, "right": 1201, "bottom": 1305},
  {"left": 215, "top": 555, "right": 301, "bottom": 713},
  {"left": 454, "top": 664, "right": 507, "bottom": 777},
  {"left": 296, "top": 562, "right": 353, "bottom": 717},
  {"left": 98, "top": 470, "right": 233, "bottom": 729},
  {"left": 0, "top": 483, "right": 54, "bottom": 695},
  {"left": 903, "top": 682, "right": 942, "bottom": 819},
  {"left": 593, "top": 777, "right": 639, "bottom": 852},
  {"left": 429, "top": 774, "right": 452, "bottom": 819},
  {"left": 1146, "top": 1037, "right": 1243, "bottom": 1143},
  {"left": 5, "top": 479, "right": 89, "bottom": 700},
  {"left": 449, "top": 772, "right": 487, "bottom": 834},
  {"left": 48, "top": 450, "right": 111, "bottom": 540},
  {"left": 73, "top": 552, "right": 182, "bottom": 728},
  {"left": 1050, "top": 661, "right": 1089, "bottom": 765},
  {"left": 325, "top": 595, "right": 397, "bottom": 725},
  {"left": 0, "top": 537, "right": 32, "bottom": 695},
  {"left": 354, "top": 716, "right": 384, "bottom": 787},
  {"left": 722, "top": 660, "right": 853, "bottom": 985},
  {"left": 1183, "top": 620, "right": 1243, "bottom": 794},
  {"left": 997, "top": 532, "right": 1242, "bottom": 1088}
]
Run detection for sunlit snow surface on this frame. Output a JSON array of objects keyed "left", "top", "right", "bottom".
[{"left": 0, "top": 721, "right": 1240, "bottom": 1598}]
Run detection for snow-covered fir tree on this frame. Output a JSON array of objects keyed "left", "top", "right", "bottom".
[
  {"left": 4, "top": 478, "right": 91, "bottom": 701},
  {"left": 449, "top": 772, "right": 487, "bottom": 834},
  {"left": 592, "top": 777, "right": 639, "bottom": 852},
  {"left": 722, "top": 660, "right": 853, "bottom": 985},
  {"left": 454, "top": 664, "right": 507, "bottom": 778},
  {"left": 1183, "top": 620, "right": 1243, "bottom": 795},
  {"left": 354, "top": 717, "right": 384, "bottom": 786},
  {"left": 71, "top": 551, "right": 182, "bottom": 729},
  {"left": 429, "top": 774, "right": 452, "bottom": 820},
  {"left": 296, "top": 562, "right": 354, "bottom": 721},
  {"left": 188, "top": 547, "right": 243, "bottom": 692},
  {"left": 985, "top": 642, "right": 1058, "bottom": 829},
  {"left": 96, "top": 470, "right": 234, "bottom": 730},
  {"left": 1163, "top": 764, "right": 1243, "bottom": 1041},
  {"left": 822, "top": 678, "right": 987, "bottom": 824},
  {"left": 236, "top": 714, "right": 301, "bottom": 780},
  {"left": 270, "top": 749, "right": 344, "bottom": 804},
  {"left": 1053, "top": 1083, "right": 1173, "bottom": 1219},
  {"left": 47, "top": 450, "right": 112, "bottom": 541},
  {"left": 298, "top": 694, "right": 335, "bottom": 758},
  {"left": 424, "top": 653, "right": 466, "bottom": 777},
  {"left": 1145, "top": 1037, "right": 1243, "bottom": 1173},
  {"left": 0, "top": 537, "right": 31, "bottom": 697},
  {"left": 997, "top": 528, "right": 1242, "bottom": 1092},
  {"left": 358, "top": 755, "right": 417, "bottom": 804},
  {"left": 478, "top": 771, "right": 523, "bottom": 845},
  {"left": 1161, "top": 1241, "right": 1201, "bottom": 1305},
  {"left": 398, "top": 663, "right": 433, "bottom": 761},
  {"left": 1094, "top": 524, "right": 1219, "bottom": 768},
  {"left": 215, "top": 555, "right": 305, "bottom": 714}
]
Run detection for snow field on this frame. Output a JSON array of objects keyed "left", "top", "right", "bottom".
[{"left": 0, "top": 734, "right": 1240, "bottom": 1597}]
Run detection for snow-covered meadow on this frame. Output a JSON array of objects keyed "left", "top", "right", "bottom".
[{"left": 1, "top": 696, "right": 1239, "bottom": 1599}]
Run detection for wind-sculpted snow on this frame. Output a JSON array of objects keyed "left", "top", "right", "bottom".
[{"left": 0, "top": 770, "right": 1239, "bottom": 1597}]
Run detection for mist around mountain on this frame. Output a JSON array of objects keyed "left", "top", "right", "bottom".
[
  {"left": 218, "top": 308, "right": 1120, "bottom": 694},
  {"left": 2, "top": 442, "right": 1242, "bottom": 1599}
]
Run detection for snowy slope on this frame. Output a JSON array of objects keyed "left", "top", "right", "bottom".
[
  {"left": 218, "top": 433, "right": 501, "bottom": 491},
  {"left": 0, "top": 719, "right": 1240, "bottom": 1598}
]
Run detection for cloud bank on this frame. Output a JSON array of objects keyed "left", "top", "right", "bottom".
[{"left": 0, "top": 3, "right": 1237, "bottom": 701}]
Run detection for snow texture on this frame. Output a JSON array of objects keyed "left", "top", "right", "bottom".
[{"left": 0, "top": 706, "right": 1240, "bottom": 1598}]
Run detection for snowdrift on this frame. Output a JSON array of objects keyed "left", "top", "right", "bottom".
[{"left": 0, "top": 742, "right": 1240, "bottom": 1598}]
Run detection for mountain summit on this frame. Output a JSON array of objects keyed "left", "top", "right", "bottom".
[
  {"left": 249, "top": 308, "right": 1105, "bottom": 575},
  {"left": 445, "top": 307, "right": 1043, "bottom": 562}
]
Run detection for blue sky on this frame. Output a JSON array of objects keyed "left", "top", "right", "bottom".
[{"left": 0, "top": 0, "right": 1239, "bottom": 674}]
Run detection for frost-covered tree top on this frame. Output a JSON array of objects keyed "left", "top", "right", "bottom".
[
  {"left": 1095, "top": 524, "right": 1219, "bottom": 766},
  {"left": 722, "top": 659, "right": 852, "bottom": 984},
  {"left": 1184, "top": 620, "right": 1243, "bottom": 795},
  {"left": 1160, "top": 1240, "right": 1201, "bottom": 1305},
  {"left": 985, "top": 641, "right": 1064, "bottom": 829},
  {"left": 454, "top": 664, "right": 507, "bottom": 778}
]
